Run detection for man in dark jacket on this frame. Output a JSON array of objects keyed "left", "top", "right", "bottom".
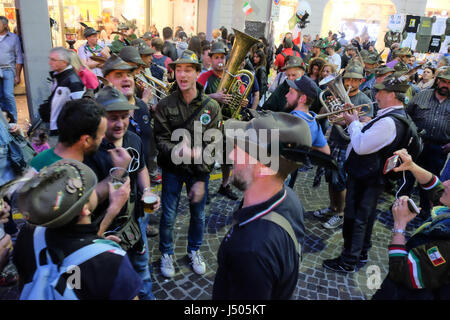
[
  {"left": 162, "top": 27, "right": 178, "bottom": 62},
  {"left": 153, "top": 50, "right": 222, "bottom": 278},
  {"left": 40, "top": 47, "right": 85, "bottom": 147}
]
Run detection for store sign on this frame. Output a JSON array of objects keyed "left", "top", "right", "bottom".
[{"left": 271, "top": 0, "right": 280, "bottom": 21}]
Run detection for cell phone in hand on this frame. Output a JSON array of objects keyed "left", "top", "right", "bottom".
[
  {"left": 407, "top": 198, "right": 420, "bottom": 215},
  {"left": 383, "top": 155, "right": 401, "bottom": 174}
]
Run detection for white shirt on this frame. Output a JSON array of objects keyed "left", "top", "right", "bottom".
[
  {"left": 388, "top": 14, "right": 407, "bottom": 33},
  {"left": 345, "top": 106, "right": 404, "bottom": 159},
  {"left": 328, "top": 53, "right": 341, "bottom": 71},
  {"left": 77, "top": 41, "right": 104, "bottom": 77}
]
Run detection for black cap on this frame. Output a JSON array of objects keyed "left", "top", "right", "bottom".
[{"left": 286, "top": 76, "right": 320, "bottom": 100}]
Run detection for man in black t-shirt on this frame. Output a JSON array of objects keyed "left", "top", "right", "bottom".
[{"left": 84, "top": 86, "right": 160, "bottom": 300}]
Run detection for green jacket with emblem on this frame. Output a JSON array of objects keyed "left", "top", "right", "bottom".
[
  {"left": 388, "top": 177, "right": 450, "bottom": 290},
  {"left": 154, "top": 82, "right": 222, "bottom": 181}
]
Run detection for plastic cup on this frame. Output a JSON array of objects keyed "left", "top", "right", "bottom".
[
  {"left": 109, "top": 167, "right": 129, "bottom": 189},
  {"left": 143, "top": 195, "right": 158, "bottom": 214}
]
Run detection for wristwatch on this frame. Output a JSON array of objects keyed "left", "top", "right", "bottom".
[{"left": 392, "top": 228, "right": 406, "bottom": 235}]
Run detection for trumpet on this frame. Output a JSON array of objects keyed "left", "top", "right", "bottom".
[
  {"left": 135, "top": 71, "right": 171, "bottom": 101},
  {"left": 317, "top": 72, "right": 371, "bottom": 124}
]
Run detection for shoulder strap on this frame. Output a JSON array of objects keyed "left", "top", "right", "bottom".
[
  {"left": 33, "top": 226, "right": 50, "bottom": 267},
  {"left": 59, "top": 242, "right": 125, "bottom": 272},
  {"left": 261, "top": 211, "right": 301, "bottom": 255}
]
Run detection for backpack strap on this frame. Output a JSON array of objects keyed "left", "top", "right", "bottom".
[
  {"left": 261, "top": 211, "right": 301, "bottom": 256},
  {"left": 59, "top": 242, "right": 126, "bottom": 271},
  {"left": 32, "top": 226, "right": 51, "bottom": 267}
]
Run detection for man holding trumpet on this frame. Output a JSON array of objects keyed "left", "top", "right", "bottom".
[{"left": 322, "top": 74, "right": 411, "bottom": 273}]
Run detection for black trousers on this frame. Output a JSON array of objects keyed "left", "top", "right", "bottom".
[{"left": 341, "top": 176, "right": 384, "bottom": 266}]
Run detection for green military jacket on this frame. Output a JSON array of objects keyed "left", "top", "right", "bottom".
[
  {"left": 153, "top": 82, "right": 222, "bottom": 181},
  {"left": 388, "top": 176, "right": 450, "bottom": 290}
]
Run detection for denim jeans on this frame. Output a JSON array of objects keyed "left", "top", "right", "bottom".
[
  {"left": 0, "top": 144, "right": 15, "bottom": 185},
  {"left": 128, "top": 214, "right": 155, "bottom": 300},
  {"left": 159, "top": 170, "right": 209, "bottom": 255},
  {"left": 0, "top": 68, "right": 17, "bottom": 122}
]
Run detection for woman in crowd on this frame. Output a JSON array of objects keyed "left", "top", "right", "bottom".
[
  {"left": 188, "top": 36, "right": 202, "bottom": 60},
  {"left": 417, "top": 66, "right": 436, "bottom": 90},
  {"left": 307, "top": 57, "right": 327, "bottom": 85},
  {"left": 252, "top": 49, "right": 268, "bottom": 105},
  {"left": 319, "top": 62, "right": 337, "bottom": 89}
]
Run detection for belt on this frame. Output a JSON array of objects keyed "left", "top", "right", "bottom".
[{"left": 49, "top": 129, "right": 59, "bottom": 136}]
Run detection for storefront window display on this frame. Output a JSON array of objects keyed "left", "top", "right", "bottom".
[
  {"left": 425, "top": 0, "right": 448, "bottom": 18},
  {"left": 321, "top": 0, "right": 396, "bottom": 52},
  {"left": 0, "top": 1, "right": 17, "bottom": 32},
  {"left": 47, "top": 0, "right": 200, "bottom": 50}
]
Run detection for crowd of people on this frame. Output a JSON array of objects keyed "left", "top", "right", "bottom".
[{"left": 0, "top": 12, "right": 449, "bottom": 300}]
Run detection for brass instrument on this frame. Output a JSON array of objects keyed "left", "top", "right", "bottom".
[
  {"left": 216, "top": 28, "right": 259, "bottom": 120},
  {"left": 316, "top": 72, "right": 371, "bottom": 124},
  {"left": 135, "top": 71, "right": 173, "bottom": 103}
]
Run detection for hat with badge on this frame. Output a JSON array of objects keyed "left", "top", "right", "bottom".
[
  {"left": 312, "top": 39, "right": 324, "bottom": 48},
  {"left": 168, "top": 49, "right": 202, "bottom": 72},
  {"left": 396, "top": 47, "right": 413, "bottom": 57},
  {"left": 374, "top": 65, "right": 394, "bottom": 77},
  {"left": 373, "top": 75, "right": 410, "bottom": 93},
  {"left": 17, "top": 159, "right": 98, "bottom": 228},
  {"left": 119, "top": 46, "right": 148, "bottom": 67},
  {"left": 436, "top": 66, "right": 450, "bottom": 80},
  {"left": 131, "top": 39, "right": 156, "bottom": 56},
  {"left": 142, "top": 32, "right": 153, "bottom": 40},
  {"left": 118, "top": 23, "right": 129, "bottom": 30},
  {"left": 282, "top": 56, "right": 306, "bottom": 71},
  {"left": 95, "top": 86, "right": 139, "bottom": 111},
  {"left": 102, "top": 54, "right": 136, "bottom": 77},
  {"left": 343, "top": 63, "right": 365, "bottom": 79},
  {"left": 363, "top": 52, "right": 380, "bottom": 65},
  {"left": 209, "top": 41, "right": 227, "bottom": 56},
  {"left": 393, "top": 60, "right": 409, "bottom": 72},
  {"left": 79, "top": 22, "right": 98, "bottom": 38},
  {"left": 224, "top": 111, "right": 337, "bottom": 174}
]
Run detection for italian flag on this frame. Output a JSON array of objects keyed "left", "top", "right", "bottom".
[{"left": 243, "top": 1, "right": 253, "bottom": 16}]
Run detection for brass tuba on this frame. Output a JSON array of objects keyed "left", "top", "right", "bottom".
[{"left": 216, "top": 28, "right": 259, "bottom": 120}]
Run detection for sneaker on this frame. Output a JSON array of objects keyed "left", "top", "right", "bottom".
[
  {"left": 188, "top": 250, "right": 206, "bottom": 275},
  {"left": 356, "top": 253, "right": 369, "bottom": 270},
  {"left": 313, "top": 207, "right": 334, "bottom": 218},
  {"left": 323, "top": 214, "right": 344, "bottom": 229},
  {"left": 218, "top": 185, "right": 239, "bottom": 201},
  {"left": 160, "top": 254, "right": 175, "bottom": 278},
  {"left": 322, "top": 257, "right": 355, "bottom": 273},
  {"left": 151, "top": 174, "right": 162, "bottom": 184},
  {"left": 146, "top": 225, "right": 159, "bottom": 237}
]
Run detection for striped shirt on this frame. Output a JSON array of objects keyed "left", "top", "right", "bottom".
[{"left": 406, "top": 88, "right": 450, "bottom": 144}]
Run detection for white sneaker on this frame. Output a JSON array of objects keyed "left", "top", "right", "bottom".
[
  {"left": 160, "top": 254, "right": 175, "bottom": 278},
  {"left": 323, "top": 214, "right": 344, "bottom": 229},
  {"left": 313, "top": 207, "right": 334, "bottom": 218},
  {"left": 188, "top": 250, "right": 206, "bottom": 275}
]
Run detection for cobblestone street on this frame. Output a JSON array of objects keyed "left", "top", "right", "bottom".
[{"left": 0, "top": 167, "right": 425, "bottom": 300}]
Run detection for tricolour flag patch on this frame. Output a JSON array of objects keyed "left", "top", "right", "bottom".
[{"left": 427, "top": 246, "right": 446, "bottom": 267}]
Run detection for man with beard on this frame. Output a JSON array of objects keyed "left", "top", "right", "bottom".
[
  {"left": 30, "top": 98, "right": 107, "bottom": 173},
  {"left": 400, "top": 67, "right": 450, "bottom": 220},
  {"left": 284, "top": 76, "right": 330, "bottom": 188},
  {"left": 84, "top": 85, "right": 160, "bottom": 300},
  {"left": 213, "top": 112, "right": 334, "bottom": 299}
]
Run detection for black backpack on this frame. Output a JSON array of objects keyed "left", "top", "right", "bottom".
[{"left": 388, "top": 112, "right": 424, "bottom": 161}]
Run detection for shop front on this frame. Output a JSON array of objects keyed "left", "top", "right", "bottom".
[{"left": 47, "top": 0, "right": 202, "bottom": 49}]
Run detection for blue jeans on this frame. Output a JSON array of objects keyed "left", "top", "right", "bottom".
[
  {"left": 159, "top": 170, "right": 209, "bottom": 255},
  {"left": 0, "top": 68, "right": 17, "bottom": 122},
  {"left": 128, "top": 214, "right": 155, "bottom": 300}
]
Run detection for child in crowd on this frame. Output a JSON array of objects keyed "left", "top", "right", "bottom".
[{"left": 30, "top": 129, "right": 50, "bottom": 154}]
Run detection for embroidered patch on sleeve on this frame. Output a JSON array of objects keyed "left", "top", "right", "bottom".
[{"left": 427, "top": 246, "right": 446, "bottom": 267}]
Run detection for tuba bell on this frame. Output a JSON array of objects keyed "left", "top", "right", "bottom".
[
  {"left": 216, "top": 28, "right": 259, "bottom": 120},
  {"left": 316, "top": 71, "right": 371, "bottom": 124}
]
